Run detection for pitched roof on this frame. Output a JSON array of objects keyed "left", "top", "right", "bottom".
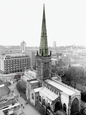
[
  {"left": 45, "top": 79, "right": 79, "bottom": 96},
  {"left": 0, "top": 80, "right": 10, "bottom": 98},
  {"left": 39, "top": 87, "right": 59, "bottom": 101},
  {"left": 0, "top": 98, "right": 17, "bottom": 109},
  {"left": 0, "top": 84, "right": 10, "bottom": 98}
]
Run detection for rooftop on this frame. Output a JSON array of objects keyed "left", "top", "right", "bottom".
[
  {"left": 0, "top": 98, "right": 17, "bottom": 109},
  {"left": 26, "top": 69, "right": 36, "bottom": 74},
  {"left": 45, "top": 79, "right": 79, "bottom": 96},
  {"left": 30, "top": 80, "right": 39, "bottom": 84},
  {"left": 0, "top": 81, "right": 10, "bottom": 98},
  {"left": 4, "top": 53, "right": 29, "bottom": 58},
  {"left": 22, "top": 75, "right": 36, "bottom": 81},
  {"left": 34, "top": 87, "right": 42, "bottom": 93},
  {"left": 39, "top": 87, "right": 59, "bottom": 101}
]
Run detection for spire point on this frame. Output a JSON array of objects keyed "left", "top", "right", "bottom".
[
  {"left": 39, "top": 4, "right": 48, "bottom": 56},
  {"left": 43, "top": 4, "right": 45, "bottom": 9}
]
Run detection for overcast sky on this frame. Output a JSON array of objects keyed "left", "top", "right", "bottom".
[{"left": 0, "top": 0, "right": 86, "bottom": 47}]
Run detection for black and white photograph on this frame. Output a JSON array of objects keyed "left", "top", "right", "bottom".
[{"left": 0, "top": 0, "right": 86, "bottom": 115}]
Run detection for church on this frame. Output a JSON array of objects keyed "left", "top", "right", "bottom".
[{"left": 23, "top": 4, "right": 81, "bottom": 115}]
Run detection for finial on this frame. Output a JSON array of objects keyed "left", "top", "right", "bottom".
[{"left": 43, "top": 4, "right": 45, "bottom": 10}]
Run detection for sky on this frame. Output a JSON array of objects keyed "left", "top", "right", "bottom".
[{"left": 0, "top": 0, "right": 86, "bottom": 47}]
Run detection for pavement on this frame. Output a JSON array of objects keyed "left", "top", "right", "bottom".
[{"left": 9, "top": 80, "right": 41, "bottom": 115}]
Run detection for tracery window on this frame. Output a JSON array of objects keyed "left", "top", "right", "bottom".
[
  {"left": 32, "top": 93, "right": 34, "bottom": 100},
  {"left": 39, "top": 95, "right": 41, "bottom": 102}
]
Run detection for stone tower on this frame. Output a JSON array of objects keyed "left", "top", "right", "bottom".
[{"left": 36, "top": 4, "right": 51, "bottom": 83}]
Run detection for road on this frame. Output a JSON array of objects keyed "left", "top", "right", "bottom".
[{"left": 9, "top": 81, "right": 41, "bottom": 115}]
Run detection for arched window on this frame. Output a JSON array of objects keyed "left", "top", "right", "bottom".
[
  {"left": 32, "top": 93, "right": 34, "bottom": 100},
  {"left": 42, "top": 99, "right": 45, "bottom": 106},
  {"left": 47, "top": 103, "right": 51, "bottom": 110},
  {"left": 54, "top": 101, "right": 62, "bottom": 112},
  {"left": 39, "top": 95, "right": 41, "bottom": 102},
  {"left": 56, "top": 91, "right": 58, "bottom": 95},
  {"left": 63, "top": 103, "right": 67, "bottom": 112},
  {"left": 71, "top": 98, "right": 79, "bottom": 114}
]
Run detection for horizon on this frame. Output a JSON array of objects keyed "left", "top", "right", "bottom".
[
  {"left": 0, "top": 0, "right": 86, "bottom": 47},
  {"left": 1, "top": 43, "right": 86, "bottom": 48}
]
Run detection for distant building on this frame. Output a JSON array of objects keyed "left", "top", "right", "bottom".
[
  {"left": 51, "top": 58, "right": 58, "bottom": 65},
  {"left": 24, "top": 69, "right": 36, "bottom": 79},
  {"left": 20, "top": 41, "right": 26, "bottom": 53},
  {"left": 52, "top": 41, "right": 57, "bottom": 54},
  {"left": 53, "top": 41, "right": 57, "bottom": 49},
  {"left": 28, "top": 51, "right": 36, "bottom": 69},
  {"left": 0, "top": 53, "right": 31, "bottom": 74},
  {"left": 0, "top": 46, "right": 21, "bottom": 55},
  {"left": 31, "top": 51, "right": 36, "bottom": 69},
  {"left": 21, "top": 69, "right": 36, "bottom": 86}
]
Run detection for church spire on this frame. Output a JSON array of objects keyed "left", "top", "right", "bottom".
[{"left": 39, "top": 4, "right": 48, "bottom": 56}]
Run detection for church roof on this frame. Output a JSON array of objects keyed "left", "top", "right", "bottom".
[
  {"left": 45, "top": 79, "right": 80, "bottom": 96},
  {"left": 34, "top": 87, "right": 42, "bottom": 93},
  {"left": 30, "top": 80, "right": 39, "bottom": 84},
  {"left": 39, "top": 87, "right": 59, "bottom": 101}
]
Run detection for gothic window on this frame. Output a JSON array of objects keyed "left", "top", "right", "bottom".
[
  {"left": 56, "top": 91, "right": 58, "bottom": 95},
  {"left": 47, "top": 103, "right": 51, "bottom": 110},
  {"left": 53, "top": 89, "right": 55, "bottom": 93},
  {"left": 42, "top": 99, "right": 45, "bottom": 106},
  {"left": 71, "top": 98, "right": 79, "bottom": 114},
  {"left": 63, "top": 103, "right": 67, "bottom": 112},
  {"left": 32, "top": 93, "right": 34, "bottom": 100},
  {"left": 39, "top": 95, "right": 41, "bottom": 102},
  {"left": 49, "top": 86, "right": 51, "bottom": 90},
  {"left": 54, "top": 101, "right": 62, "bottom": 112}
]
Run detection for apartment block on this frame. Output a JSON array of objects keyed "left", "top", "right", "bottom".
[{"left": 0, "top": 53, "right": 31, "bottom": 74}]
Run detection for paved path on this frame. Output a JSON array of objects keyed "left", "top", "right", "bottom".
[{"left": 9, "top": 81, "right": 41, "bottom": 115}]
